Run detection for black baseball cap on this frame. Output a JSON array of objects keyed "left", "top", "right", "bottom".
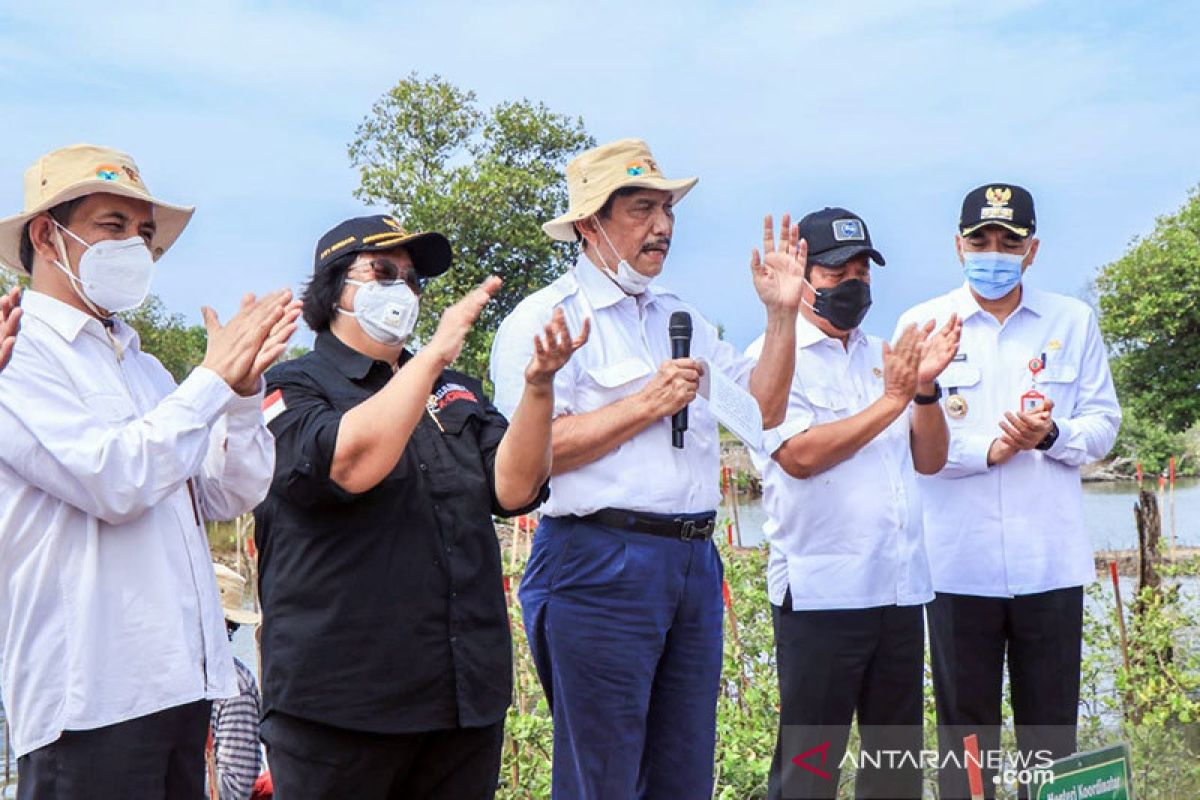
[
  {"left": 313, "top": 214, "right": 452, "bottom": 276},
  {"left": 959, "top": 183, "right": 1036, "bottom": 237},
  {"left": 797, "top": 207, "right": 885, "bottom": 268}
]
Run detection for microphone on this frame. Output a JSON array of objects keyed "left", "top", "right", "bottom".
[{"left": 669, "top": 311, "right": 693, "bottom": 449}]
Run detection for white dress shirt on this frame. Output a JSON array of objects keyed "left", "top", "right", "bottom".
[
  {"left": 0, "top": 290, "right": 274, "bottom": 758},
  {"left": 490, "top": 256, "right": 755, "bottom": 517},
  {"left": 746, "top": 316, "right": 933, "bottom": 611},
  {"left": 896, "top": 284, "right": 1121, "bottom": 598}
]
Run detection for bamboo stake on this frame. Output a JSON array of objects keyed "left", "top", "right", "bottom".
[
  {"left": 728, "top": 471, "right": 743, "bottom": 547},
  {"left": 1109, "top": 560, "right": 1132, "bottom": 678},
  {"left": 722, "top": 580, "right": 749, "bottom": 711},
  {"left": 1169, "top": 456, "right": 1177, "bottom": 564}
]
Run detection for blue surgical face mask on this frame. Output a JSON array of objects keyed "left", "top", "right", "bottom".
[{"left": 962, "top": 250, "right": 1026, "bottom": 300}]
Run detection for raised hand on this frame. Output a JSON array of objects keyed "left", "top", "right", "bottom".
[
  {"left": 999, "top": 399, "right": 1056, "bottom": 451},
  {"left": 750, "top": 214, "right": 808, "bottom": 314},
  {"left": 0, "top": 285, "right": 21, "bottom": 371},
  {"left": 917, "top": 313, "right": 962, "bottom": 388},
  {"left": 641, "top": 357, "right": 704, "bottom": 419},
  {"left": 240, "top": 298, "right": 302, "bottom": 395},
  {"left": 427, "top": 276, "right": 503, "bottom": 368},
  {"left": 883, "top": 323, "right": 922, "bottom": 404},
  {"left": 201, "top": 289, "right": 293, "bottom": 396},
  {"left": 525, "top": 308, "right": 589, "bottom": 387}
]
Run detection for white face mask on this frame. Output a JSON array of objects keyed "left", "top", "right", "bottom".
[
  {"left": 593, "top": 218, "right": 654, "bottom": 295},
  {"left": 337, "top": 279, "right": 420, "bottom": 346},
  {"left": 51, "top": 221, "right": 156, "bottom": 315}
]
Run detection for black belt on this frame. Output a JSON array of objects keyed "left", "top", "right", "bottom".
[{"left": 575, "top": 508, "right": 717, "bottom": 541}]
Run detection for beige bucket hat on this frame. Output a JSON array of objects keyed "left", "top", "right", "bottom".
[
  {"left": 542, "top": 138, "right": 698, "bottom": 242},
  {"left": 0, "top": 143, "right": 194, "bottom": 274},
  {"left": 214, "top": 563, "right": 261, "bottom": 626}
]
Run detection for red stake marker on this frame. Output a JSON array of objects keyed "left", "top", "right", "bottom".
[{"left": 964, "top": 734, "right": 984, "bottom": 800}]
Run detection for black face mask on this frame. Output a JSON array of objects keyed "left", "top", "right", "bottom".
[{"left": 805, "top": 277, "right": 872, "bottom": 331}]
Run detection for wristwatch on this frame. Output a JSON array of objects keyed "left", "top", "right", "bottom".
[
  {"left": 1036, "top": 421, "right": 1060, "bottom": 451},
  {"left": 914, "top": 382, "right": 942, "bottom": 405}
]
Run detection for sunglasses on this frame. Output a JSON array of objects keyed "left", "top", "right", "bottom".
[{"left": 354, "top": 257, "right": 425, "bottom": 294}]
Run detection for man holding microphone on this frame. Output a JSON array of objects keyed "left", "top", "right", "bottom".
[{"left": 491, "top": 138, "right": 805, "bottom": 799}]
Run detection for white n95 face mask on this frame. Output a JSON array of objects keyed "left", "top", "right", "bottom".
[
  {"left": 338, "top": 279, "right": 420, "bottom": 346},
  {"left": 595, "top": 219, "right": 654, "bottom": 295},
  {"left": 52, "top": 221, "right": 156, "bottom": 314}
]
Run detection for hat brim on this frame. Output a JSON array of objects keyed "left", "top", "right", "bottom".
[
  {"left": 809, "top": 244, "right": 886, "bottom": 268},
  {"left": 960, "top": 221, "right": 1031, "bottom": 237},
  {"left": 351, "top": 230, "right": 453, "bottom": 278},
  {"left": 223, "top": 606, "right": 262, "bottom": 626},
  {"left": 0, "top": 181, "right": 194, "bottom": 275},
  {"left": 542, "top": 176, "right": 699, "bottom": 242}
]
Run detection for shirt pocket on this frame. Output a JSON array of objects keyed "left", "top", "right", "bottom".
[
  {"left": 578, "top": 357, "right": 655, "bottom": 410},
  {"left": 938, "top": 364, "right": 982, "bottom": 426},
  {"left": 1035, "top": 365, "right": 1078, "bottom": 411},
  {"left": 804, "top": 384, "right": 851, "bottom": 424}
]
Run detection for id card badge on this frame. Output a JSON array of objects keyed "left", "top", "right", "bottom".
[
  {"left": 1021, "top": 389, "right": 1046, "bottom": 413},
  {"left": 1021, "top": 354, "right": 1047, "bottom": 413}
]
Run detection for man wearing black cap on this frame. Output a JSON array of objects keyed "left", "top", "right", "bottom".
[
  {"left": 747, "top": 207, "right": 961, "bottom": 799},
  {"left": 897, "top": 185, "right": 1120, "bottom": 798},
  {"left": 254, "top": 215, "right": 588, "bottom": 799}
]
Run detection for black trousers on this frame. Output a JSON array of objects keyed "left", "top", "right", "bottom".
[
  {"left": 261, "top": 711, "right": 505, "bottom": 800},
  {"left": 769, "top": 600, "right": 925, "bottom": 800},
  {"left": 927, "top": 587, "right": 1083, "bottom": 800},
  {"left": 16, "top": 699, "right": 211, "bottom": 800}
]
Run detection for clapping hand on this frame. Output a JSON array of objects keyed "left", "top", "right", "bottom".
[
  {"left": 525, "top": 308, "right": 589, "bottom": 387},
  {"left": 750, "top": 214, "right": 807, "bottom": 314},
  {"left": 883, "top": 323, "right": 923, "bottom": 404},
  {"left": 201, "top": 290, "right": 302, "bottom": 396},
  {"left": 916, "top": 313, "right": 962, "bottom": 389},
  {"left": 1000, "top": 399, "right": 1056, "bottom": 451},
  {"left": 427, "top": 276, "right": 503, "bottom": 368},
  {"left": 0, "top": 285, "right": 21, "bottom": 371}
]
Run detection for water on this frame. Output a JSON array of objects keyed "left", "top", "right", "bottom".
[{"left": 730, "top": 478, "right": 1200, "bottom": 552}]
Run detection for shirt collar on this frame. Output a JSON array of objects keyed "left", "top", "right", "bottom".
[
  {"left": 573, "top": 254, "right": 630, "bottom": 310},
  {"left": 795, "top": 311, "right": 868, "bottom": 352},
  {"left": 21, "top": 289, "right": 139, "bottom": 350},
  {"left": 315, "top": 330, "right": 405, "bottom": 381},
  {"left": 952, "top": 282, "right": 1044, "bottom": 321}
]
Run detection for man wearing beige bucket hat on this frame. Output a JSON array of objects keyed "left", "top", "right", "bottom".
[
  {"left": 0, "top": 143, "right": 300, "bottom": 799},
  {"left": 490, "top": 138, "right": 807, "bottom": 798}
]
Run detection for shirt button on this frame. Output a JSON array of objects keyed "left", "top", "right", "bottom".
[
  {"left": 450, "top": 591, "right": 457, "bottom": 599},
  {"left": 420, "top": 463, "right": 428, "bottom": 472},
  {"left": 450, "top": 636, "right": 458, "bottom": 644}
]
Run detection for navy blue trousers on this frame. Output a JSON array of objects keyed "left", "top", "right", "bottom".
[{"left": 519, "top": 514, "right": 724, "bottom": 800}]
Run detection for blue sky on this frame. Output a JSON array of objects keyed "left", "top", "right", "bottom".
[{"left": 1, "top": 0, "right": 1197, "bottom": 349}]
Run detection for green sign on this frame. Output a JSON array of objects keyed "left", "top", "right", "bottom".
[{"left": 1034, "top": 743, "right": 1134, "bottom": 800}]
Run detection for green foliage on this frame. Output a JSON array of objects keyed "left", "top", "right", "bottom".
[
  {"left": 1080, "top": 562, "right": 1200, "bottom": 797},
  {"left": 1095, "top": 185, "right": 1200, "bottom": 433},
  {"left": 1111, "top": 413, "right": 1195, "bottom": 476},
  {"left": 120, "top": 295, "right": 207, "bottom": 382},
  {"left": 349, "top": 73, "right": 594, "bottom": 380}
]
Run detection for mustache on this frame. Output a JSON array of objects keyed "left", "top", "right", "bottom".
[{"left": 640, "top": 237, "right": 671, "bottom": 253}]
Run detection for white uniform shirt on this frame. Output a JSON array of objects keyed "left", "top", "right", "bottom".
[
  {"left": 747, "top": 316, "right": 933, "bottom": 611},
  {"left": 896, "top": 284, "right": 1121, "bottom": 598},
  {"left": 490, "top": 256, "right": 755, "bottom": 517},
  {"left": 0, "top": 291, "right": 274, "bottom": 758}
]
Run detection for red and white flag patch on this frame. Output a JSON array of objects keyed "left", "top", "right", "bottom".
[{"left": 262, "top": 388, "right": 287, "bottom": 425}]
